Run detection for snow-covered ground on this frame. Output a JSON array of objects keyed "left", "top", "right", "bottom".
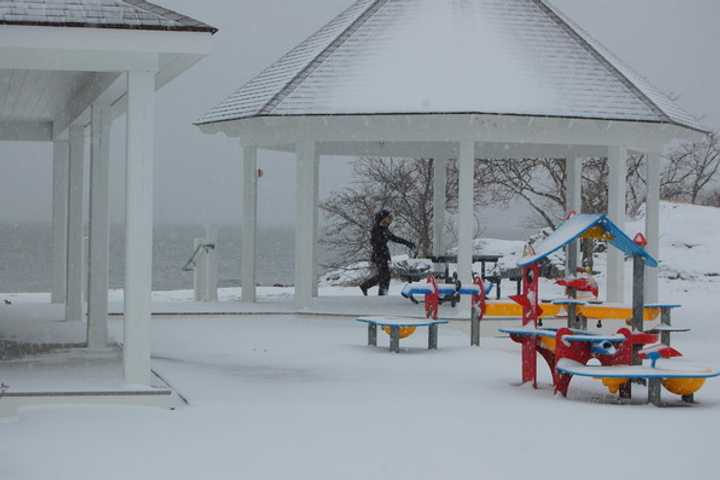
[
  {"left": 2, "top": 202, "right": 720, "bottom": 479},
  {"left": 2, "top": 310, "right": 719, "bottom": 480}
]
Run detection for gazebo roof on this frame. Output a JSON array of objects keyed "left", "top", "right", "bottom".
[
  {"left": 196, "top": 0, "right": 704, "bottom": 133},
  {"left": 0, "top": 0, "right": 217, "bottom": 33}
]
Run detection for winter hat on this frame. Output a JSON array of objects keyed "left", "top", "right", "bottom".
[{"left": 374, "top": 209, "right": 392, "bottom": 224}]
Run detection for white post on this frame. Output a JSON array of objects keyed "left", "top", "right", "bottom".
[
  {"left": 124, "top": 70, "right": 155, "bottom": 386},
  {"left": 51, "top": 140, "right": 69, "bottom": 304},
  {"left": 433, "top": 158, "right": 448, "bottom": 256},
  {"left": 193, "top": 238, "right": 207, "bottom": 301},
  {"left": 566, "top": 157, "right": 583, "bottom": 274},
  {"left": 205, "top": 225, "right": 219, "bottom": 302},
  {"left": 65, "top": 126, "right": 85, "bottom": 322},
  {"left": 240, "top": 146, "right": 258, "bottom": 303},
  {"left": 607, "top": 146, "right": 627, "bottom": 303},
  {"left": 312, "top": 154, "right": 321, "bottom": 297},
  {"left": 295, "top": 140, "right": 318, "bottom": 309},
  {"left": 457, "top": 141, "right": 475, "bottom": 314},
  {"left": 645, "top": 151, "right": 661, "bottom": 303},
  {"left": 87, "top": 102, "right": 112, "bottom": 349}
]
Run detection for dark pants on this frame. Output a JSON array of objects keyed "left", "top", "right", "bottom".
[{"left": 360, "top": 261, "right": 391, "bottom": 296}]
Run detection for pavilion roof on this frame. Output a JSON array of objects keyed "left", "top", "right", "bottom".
[
  {"left": 0, "top": 0, "right": 217, "bottom": 33},
  {"left": 196, "top": 0, "right": 705, "bottom": 133}
]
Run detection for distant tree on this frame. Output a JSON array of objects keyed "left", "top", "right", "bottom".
[
  {"left": 320, "top": 157, "right": 488, "bottom": 267},
  {"left": 661, "top": 132, "right": 720, "bottom": 204},
  {"left": 480, "top": 154, "right": 647, "bottom": 229}
]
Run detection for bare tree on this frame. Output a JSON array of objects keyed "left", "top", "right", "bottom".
[
  {"left": 480, "top": 155, "right": 647, "bottom": 229},
  {"left": 320, "top": 157, "right": 489, "bottom": 266},
  {"left": 662, "top": 132, "right": 720, "bottom": 204}
]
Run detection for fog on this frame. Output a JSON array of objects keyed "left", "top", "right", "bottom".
[{"left": 1, "top": 0, "right": 718, "bottom": 228}]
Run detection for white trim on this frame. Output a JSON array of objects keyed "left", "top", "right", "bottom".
[
  {"left": 0, "top": 120, "right": 53, "bottom": 141},
  {"left": 198, "top": 115, "right": 697, "bottom": 151},
  {"left": 0, "top": 47, "right": 158, "bottom": 72},
  {"left": 0, "top": 25, "right": 213, "bottom": 55}
]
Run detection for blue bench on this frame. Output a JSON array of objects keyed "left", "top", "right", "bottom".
[{"left": 356, "top": 317, "right": 449, "bottom": 353}]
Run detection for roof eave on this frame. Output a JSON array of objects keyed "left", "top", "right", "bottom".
[{"left": 0, "top": 19, "right": 218, "bottom": 34}]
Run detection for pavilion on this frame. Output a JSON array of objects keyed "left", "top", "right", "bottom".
[
  {"left": 0, "top": 0, "right": 215, "bottom": 397},
  {"left": 196, "top": 0, "right": 707, "bottom": 311}
]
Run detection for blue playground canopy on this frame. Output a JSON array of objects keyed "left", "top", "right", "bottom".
[{"left": 518, "top": 214, "right": 658, "bottom": 268}]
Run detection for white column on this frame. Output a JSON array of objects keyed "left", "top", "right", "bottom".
[
  {"left": 645, "top": 151, "right": 661, "bottom": 303},
  {"left": 193, "top": 238, "right": 208, "bottom": 301},
  {"left": 65, "top": 126, "right": 85, "bottom": 322},
  {"left": 607, "top": 146, "right": 627, "bottom": 303},
  {"left": 87, "top": 102, "right": 112, "bottom": 349},
  {"left": 457, "top": 141, "right": 475, "bottom": 314},
  {"left": 205, "top": 225, "right": 219, "bottom": 302},
  {"left": 295, "top": 140, "right": 318, "bottom": 309},
  {"left": 240, "top": 146, "right": 258, "bottom": 303},
  {"left": 51, "top": 140, "right": 69, "bottom": 304},
  {"left": 433, "top": 158, "right": 448, "bottom": 256},
  {"left": 124, "top": 70, "right": 155, "bottom": 386},
  {"left": 566, "top": 157, "right": 583, "bottom": 274},
  {"left": 312, "top": 154, "right": 321, "bottom": 297}
]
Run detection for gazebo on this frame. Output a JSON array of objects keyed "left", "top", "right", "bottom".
[
  {"left": 196, "top": 0, "right": 707, "bottom": 310},
  {"left": 0, "top": 0, "right": 215, "bottom": 396}
]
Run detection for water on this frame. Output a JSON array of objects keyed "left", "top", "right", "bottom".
[
  {"left": 0, "top": 222, "right": 531, "bottom": 294},
  {"left": 0, "top": 223, "right": 297, "bottom": 293}
]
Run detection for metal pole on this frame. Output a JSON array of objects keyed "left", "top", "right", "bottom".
[
  {"left": 390, "top": 326, "right": 400, "bottom": 353},
  {"left": 368, "top": 323, "right": 377, "bottom": 346},
  {"left": 429, "top": 324, "right": 438, "bottom": 350},
  {"left": 470, "top": 306, "right": 480, "bottom": 346}
]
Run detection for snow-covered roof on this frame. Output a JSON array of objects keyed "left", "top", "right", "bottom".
[
  {"left": 518, "top": 214, "right": 658, "bottom": 268},
  {"left": 0, "top": 0, "right": 217, "bottom": 33},
  {"left": 196, "top": 0, "right": 704, "bottom": 133}
]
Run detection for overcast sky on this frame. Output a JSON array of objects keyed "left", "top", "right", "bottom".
[{"left": 1, "top": 0, "right": 718, "bottom": 226}]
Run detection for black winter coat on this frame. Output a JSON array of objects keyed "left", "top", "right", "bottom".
[{"left": 370, "top": 223, "right": 413, "bottom": 264}]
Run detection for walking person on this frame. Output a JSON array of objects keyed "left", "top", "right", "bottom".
[{"left": 360, "top": 209, "right": 415, "bottom": 296}]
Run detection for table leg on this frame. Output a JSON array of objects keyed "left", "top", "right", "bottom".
[
  {"left": 470, "top": 307, "right": 480, "bottom": 347},
  {"left": 390, "top": 326, "right": 400, "bottom": 353},
  {"left": 648, "top": 378, "right": 662, "bottom": 406},
  {"left": 682, "top": 394, "right": 695, "bottom": 404},
  {"left": 619, "top": 382, "right": 632, "bottom": 400},
  {"left": 660, "top": 307, "right": 672, "bottom": 346},
  {"left": 368, "top": 323, "right": 377, "bottom": 347},
  {"left": 429, "top": 324, "right": 438, "bottom": 350},
  {"left": 567, "top": 304, "right": 577, "bottom": 329}
]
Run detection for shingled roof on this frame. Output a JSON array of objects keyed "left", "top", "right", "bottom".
[
  {"left": 0, "top": 0, "right": 217, "bottom": 33},
  {"left": 196, "top": 0, "right": 704, "bottom": 133}
]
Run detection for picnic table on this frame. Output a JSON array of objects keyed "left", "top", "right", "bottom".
[{"left": 356, "top": 317, "right": 449, "bottom": 353}]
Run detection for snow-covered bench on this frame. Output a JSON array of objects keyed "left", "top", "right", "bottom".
[{"left": 356, "top": 317, "right": 449, "bottom": 353}]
